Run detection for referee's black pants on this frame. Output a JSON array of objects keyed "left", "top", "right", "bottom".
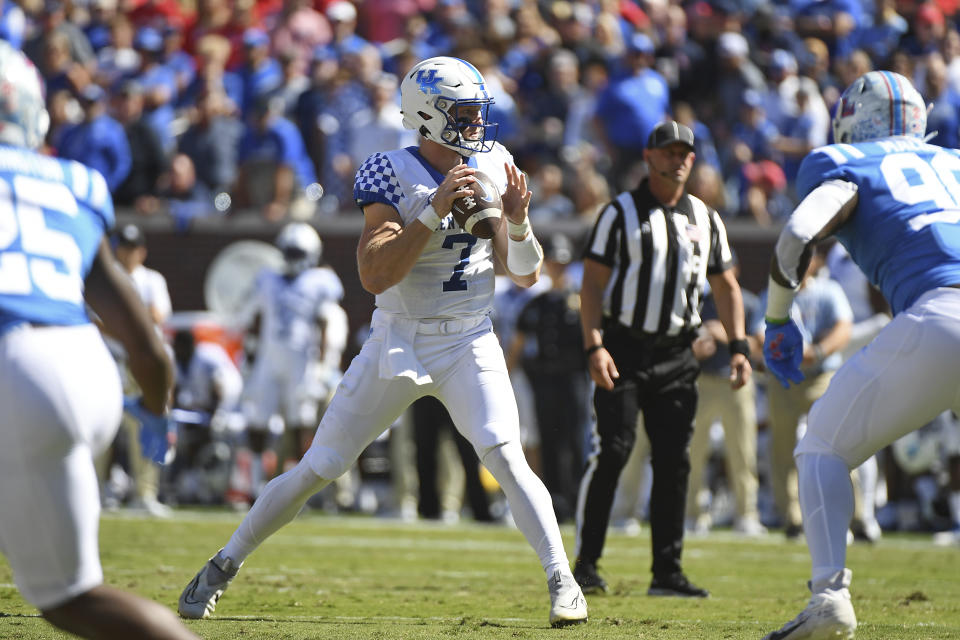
[{"left": 576, "top": 335, "right": 700, "bottom": 579}]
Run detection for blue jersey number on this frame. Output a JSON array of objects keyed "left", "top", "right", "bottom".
[
  {"left": 0, "top": 175, "right": 83, "bottom": 303},
  {"left": 441, "top": 233, "right": 476, "bottom": 292}
]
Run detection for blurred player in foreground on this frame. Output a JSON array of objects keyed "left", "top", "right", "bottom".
[
  {"left": 178, "top": 55, "right": 587, "bottom": 627},
  {"left": 761, "top": 70, "right": 960, "bottom": 639},
  {"left": 0, "top": 42, "right": 197, "bottom": 640}
]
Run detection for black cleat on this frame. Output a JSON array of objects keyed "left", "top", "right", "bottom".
[
  {"left": 572, "top": 559, "right": 608, "bottom": 595},
  {"left": 647, "top": 572, "right": 709, "bottom": 598}
]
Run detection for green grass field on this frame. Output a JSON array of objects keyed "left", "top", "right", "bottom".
[{"left": 1, "top": 509, "right": 958, "bottom": 639}]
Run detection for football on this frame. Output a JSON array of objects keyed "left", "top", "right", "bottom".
[{"left": 450, "top": 170, "right": 502, "bottom": 239}]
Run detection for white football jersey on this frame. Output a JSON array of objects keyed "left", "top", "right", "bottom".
[
  {"left": 128, "top": 264, "right": 171, "bottom": 322},
  {"left": 175, "top": 341, "right": 243, "bottom": 413},
  {"left": 353, "top": 142, "right": 515, "bottom": 320},
  {"left": 240, "top": 266, "right": 344, "bottom": 353}
]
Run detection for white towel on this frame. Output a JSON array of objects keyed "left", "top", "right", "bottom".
[{"left": 375, "top": 311, "right": 433, "bottom": 384}]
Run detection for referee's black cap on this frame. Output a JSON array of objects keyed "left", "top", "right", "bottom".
[{"left": 646, "top": 121, "right": 695, "bottom": 151}]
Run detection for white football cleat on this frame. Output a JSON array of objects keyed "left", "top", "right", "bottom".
[
  {"left": 762, "top": 569, "right": 856, "bottom": 640},
  {"left": 548, "top": 569, "right": 588, "bottom": 628},
  {"left": 932, "top": 528, "right": 960, "bottom": 547},
  {"left": 178, "top": 550, "right": 242, "bottom": 619}
]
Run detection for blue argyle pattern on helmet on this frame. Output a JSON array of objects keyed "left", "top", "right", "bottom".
[{"left": 354, "top": 152, "right": 402, "bottom": 206}]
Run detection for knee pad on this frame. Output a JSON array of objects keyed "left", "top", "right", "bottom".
[
  {"left": 305, "top": 444, "right": 349, "bottom": 480},
  {"left": 479, "top": 440, "right": 527, "bottom": 478}
]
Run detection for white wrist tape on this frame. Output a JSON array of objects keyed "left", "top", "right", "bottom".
[
  {"left": 507, "top": 233, "right": 543, "bottom": 276},
  {"left": 417, "top": 204, "right": 443, "bottom": 231},
  {"left": 507, "top": 217, "right": 530, "bottom": 237},
  {"left": 765, "top": 276, "right": 796, "bottom": 322}
]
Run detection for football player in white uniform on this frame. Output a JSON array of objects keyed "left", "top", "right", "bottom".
[
  {"left": 179, "top": 56, "right": 588, "bottom": 627},
  {"left": 0, "top": 42, "right": 198, "bottom": 639},
  {"left": 170, "top": 328, "right": 244, "bottom": 503},
  {"left": 236, "top": 222, "right": 343, "bottom": 489}
]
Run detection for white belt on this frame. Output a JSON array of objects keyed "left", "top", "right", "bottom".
[
  {"left": 415, "top": 315, "right": 486, "bottom": 335},
  {"left": 372, "top": 311, "right": 488, "bottom": 383}
]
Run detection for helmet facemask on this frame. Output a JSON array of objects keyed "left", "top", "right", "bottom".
[{"left": 434, "top": 98, "right": 498, "bottom": 156}]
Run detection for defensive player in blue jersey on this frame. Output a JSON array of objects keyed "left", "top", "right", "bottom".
[
  {"left": 761, "top": 70, "right": 960, "bottom": 640},
  {"left": 0, "top": 43, "right": 198, "bottom": 640}
]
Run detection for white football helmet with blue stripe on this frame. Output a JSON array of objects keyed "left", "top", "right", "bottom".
[
  {"left": 0, "top": 41, "right": 49, "bottom": 150},
  {"left": 832, "top": 70, "right": 926, "bottom": 144},
  {"left": 400, "top": 56, "right": 498, "bottom": 157}
]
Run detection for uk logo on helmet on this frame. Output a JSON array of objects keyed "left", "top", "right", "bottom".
[{"left": 416, "top": 69, "right": 441, "bottom": 94}]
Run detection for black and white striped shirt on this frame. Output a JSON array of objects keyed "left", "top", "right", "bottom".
[{"left": 583, "top": 179, "right": 733, "bottom": 338}]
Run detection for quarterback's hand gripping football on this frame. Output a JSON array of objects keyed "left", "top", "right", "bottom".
[
  {"left": 434, "top": 163, "right": 477, "bottom": 218},
  {"left": 124, "top": 397, "right": 172, "bottom": 464},
  {"left": 763, "top": 319, "right": 805, "bottom": 389}
]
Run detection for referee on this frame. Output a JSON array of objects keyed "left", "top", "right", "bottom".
[{"left": 573, "top": 121, "right": 752, "bottom": 597}]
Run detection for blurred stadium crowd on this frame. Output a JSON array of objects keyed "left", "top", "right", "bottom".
[{"left": 13, "top": 0, "right": 960, "bottom": 225}]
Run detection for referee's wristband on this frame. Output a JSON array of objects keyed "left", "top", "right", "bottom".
[
  {"left": 729, "top": 338, "right": 750, "bottom": 358},
  {"left": 585, "top": 344, "right": 604, "bottom": 357}
]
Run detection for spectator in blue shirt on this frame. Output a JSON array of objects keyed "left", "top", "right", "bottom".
[
  {"left": 83, "top": 0, "right": 117, "bottom": 52},
  {"left": 178, "top": 33, "right": 243, "bottom": 113},
  {"left": 325, "top": 1, "right": 369, "bottom": 61},
  {"left": 792, "top": 0, "right": 865, "bottom": 60},
  {"left": 726, "top": 88, "right": 780, "bottom": 177},
  {"left": 131, "top": 26, "right": 178, "bottom": 154},
  {"left": 593, "top": 32, "right": 669, "bottom": 190},
  {"left": 161, "top": 24, "right": 196, "bottom": 97},
  {"left": 55, "top": 83, "right": 131, "bottom": 191},
  {"left": 237, "top": 28, "right": 283, "bottom": 119},
  {"left": 922, "top": 52, "right": 960, "bottom": 150},
  {"left": 236, "top": 95, "right": 316, "bottom": 221},
  {"left": 179, "top": 89, "right": 243, "bottom": 194}
]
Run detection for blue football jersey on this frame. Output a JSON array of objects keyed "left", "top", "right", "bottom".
[
  {"left": 0, "top": 145, "right": 114, "bottom": 335},
  {"left": 796, "top": 137, "right": 960, "bottom": 315}
]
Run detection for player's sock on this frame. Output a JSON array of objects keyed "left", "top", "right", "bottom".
[
  {"left": 223, "top": 461, "right": 329, "bottom": 563},
  {"left": 856, "top": 455, "right": 878, "bottom": 525},
  {"left": 797, "top": 452, "right": 854, "bottom": 590},
  {"left": 481, "top": 441, "right": 570, "bottom": 571}
]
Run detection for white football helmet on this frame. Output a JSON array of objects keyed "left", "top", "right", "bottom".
[
  {"left": 276, "top": 222, "right": 321, "bottom": 276},
  {"left": 400, "top": 56, "right": 498, "bottom": 156},
  {"left": 832, "top": 70, "right": 926, "bottom": 144},
  {"left": 0, "top": 41, "right": 50, "bottom": 150}
]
